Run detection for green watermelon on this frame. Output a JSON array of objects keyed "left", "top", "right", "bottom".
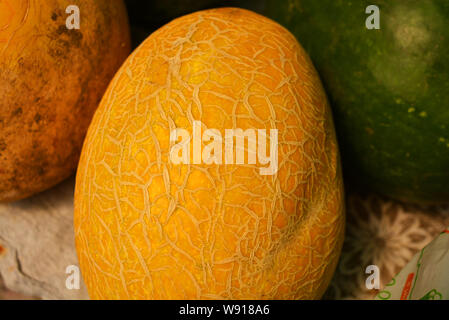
[{"left": 266, "top": 0, "right": 449, "bottom": 203}]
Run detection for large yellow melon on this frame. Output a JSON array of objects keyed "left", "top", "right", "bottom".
[
  {"left": 0, "top": 0, "right": 130, "bottom": 202},
  {"left": 74, "top": 8, "right": 344, "bottom": 299}
]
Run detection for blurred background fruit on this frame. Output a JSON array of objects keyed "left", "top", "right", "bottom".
[
  {"left": 74, "top": 8, "right": 344, "bottom": 299},
  {"left": 0, "top": 0, "right": 131, "bottom": 202},
  {"left": 266, "top": 0, "right": 449, "bottom": 204}
]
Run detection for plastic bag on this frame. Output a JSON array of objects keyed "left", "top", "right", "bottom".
[{"left": 376, "top": 227, "right": 449, "bottom": 300}]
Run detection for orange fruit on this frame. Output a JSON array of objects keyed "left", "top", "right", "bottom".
[
  {"left": 0, "top": 0, "right": 130, "bottom": 202},
  {"left": 74, "top": 8, "right": 344, "bottom": 299}
]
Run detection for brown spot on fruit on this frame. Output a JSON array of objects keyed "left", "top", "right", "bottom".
[
  {"left": 36, "top": 166, "right": 45, "bottom": 176},
  {"left": 70, "top": 31, "right": 83, "bottom": 49},
  {"left": 0, "top": 0, "right": 131, "bottom": 202},
  {"left": 55, "top": 25, "right": 83, "bottom": 47},
  {"left": 56, "top": 25, "right": 66, "bottom": 35},
  {"left": 12, "top": 107, "right": 22, "bottom": 117},
  {"left": 34, "top": 113, "right": 41, "bottom": 124},
  {"left": 0, "top": 244, "right": 5, "bottom": 256}
]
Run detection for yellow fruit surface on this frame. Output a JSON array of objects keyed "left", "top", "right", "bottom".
[
  {"left": 0, "top": 0, "right": 130, "bottom": 202},
  {"left": 74, "top": 8, "right": 345, "bottom": 300}
]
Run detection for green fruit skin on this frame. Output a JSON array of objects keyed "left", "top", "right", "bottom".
[{"left": 266, "top": 0, "right": 449, "bottom": 204}]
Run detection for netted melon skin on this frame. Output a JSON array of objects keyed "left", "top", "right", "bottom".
[{"left": 75, "top": 8, "right": 344, "bottom": 300}]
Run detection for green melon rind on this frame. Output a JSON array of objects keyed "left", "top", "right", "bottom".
[{"left": 267, "top": 0, "right": 449, "bottom": 203}]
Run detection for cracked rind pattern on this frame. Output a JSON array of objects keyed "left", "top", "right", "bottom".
[
  {"left": 74, "top": 8, "right": 345, "bottom": 300},
  {"left": 0, "top": 0, "right": 131, "bottom": 202}
]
